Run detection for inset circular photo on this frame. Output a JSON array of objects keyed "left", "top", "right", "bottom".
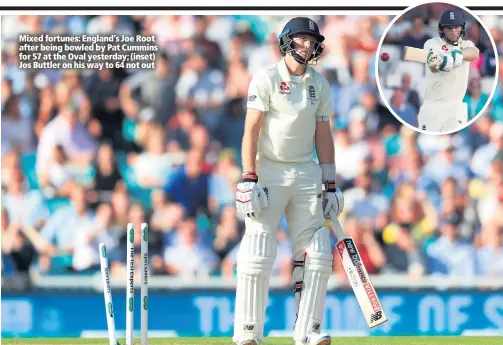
[{"left": 376, "top": 2, "right": 499, "bottom": 134}]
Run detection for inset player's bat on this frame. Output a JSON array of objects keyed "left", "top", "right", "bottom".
[
  {"left": 403, "top": 45, "right": 471, "bottom": 65},
  {"left": 328, "top": 209, "right": 388, "bottom": 328},
  {"left": 403, "top": 46, "right": 429, "bottom": 63}
]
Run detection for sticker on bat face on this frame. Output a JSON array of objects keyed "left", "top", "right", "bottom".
[
  {"left": 370, "top": 311, "right": 383, "bottom": 324},
  {"left": 347, "top": 266, "right": 359, "bottom": 287}
]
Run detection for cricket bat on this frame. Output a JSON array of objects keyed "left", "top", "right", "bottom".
[
  {"left": 328, "top": 209, "right": 388, "bottom": 328},
  {"left": 403, "top": 46, "right": 429, "bottom": 63}
]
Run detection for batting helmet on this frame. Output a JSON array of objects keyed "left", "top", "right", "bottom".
[
  {"left": 278, "top": 17, "right": 325, "bottom": 65},
  {"left": 438, "top": 8, "right": 466, "bottom": 44}
]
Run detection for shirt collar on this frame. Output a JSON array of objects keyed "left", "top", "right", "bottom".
[{"left": 278, "top": 58, "right": 312, "bottom": 83}]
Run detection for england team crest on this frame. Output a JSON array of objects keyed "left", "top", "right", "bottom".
[{"left": 308, "top": 85, "right": 317, "bottom": 105}]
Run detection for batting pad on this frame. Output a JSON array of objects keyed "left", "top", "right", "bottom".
[
  {"left": 233, "top": 231, "right": 277, "bottom": 344},
  {"left": 294, "top": 227, "right": 333, "bottom": 343}
]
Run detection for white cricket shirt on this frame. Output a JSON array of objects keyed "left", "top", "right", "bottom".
[
  {"left": 423, "top": 37, "right": 476, "bottom": 103},
  {"left": 246, "top": 58, "right": 333, "bottom": 163}
]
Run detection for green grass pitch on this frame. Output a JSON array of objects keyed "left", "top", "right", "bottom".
[{"left": 3, "top": 337, "right": 503, "bottom": 345}]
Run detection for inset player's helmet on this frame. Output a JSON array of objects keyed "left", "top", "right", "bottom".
[
  {"left": 438, "top": 8, "right": 466, "bottom": 45},
  {"left": 279, "top": 17, "right": 325, "bottom": 65}
]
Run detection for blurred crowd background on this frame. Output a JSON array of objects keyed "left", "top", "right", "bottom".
[
  {"left": 1, "top": 8, "right": 503, "bottom": 291},
  {"left": 379, "top": 4, "right": 502, "bottom": 126}
]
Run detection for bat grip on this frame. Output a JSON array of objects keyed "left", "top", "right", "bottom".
[{"left": 328, "top": 209, "right": 347, "bottom": 241}]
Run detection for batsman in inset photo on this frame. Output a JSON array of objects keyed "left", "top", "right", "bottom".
[
  {"left": 419, "top": 8, "right": 479, "bottom": 132},
  {"left": 377, "top": 3, "right": 499, "bottom": 134}
]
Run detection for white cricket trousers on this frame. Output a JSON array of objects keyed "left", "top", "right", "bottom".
[
  {"left": 233, "top": 156, "right": 327, "bottom": 343},
  {"left": 417, "top": 100, "right": 468, "bottom": 132},
  {"left": 246, "top": 156, "right": 325, "bottom": 259}
]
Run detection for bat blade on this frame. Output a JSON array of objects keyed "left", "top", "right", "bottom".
[
  {"left": 328, "top": 209, "right": 388, "bottom": 328},
  {"left": 335, "top": 237, "right": 388, "bottom": 328},
  {"left": 403, "top": 46, "right": 429, "bottom": 63}
]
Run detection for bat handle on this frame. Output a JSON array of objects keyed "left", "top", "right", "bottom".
[{"left": 328, "top": 209, "right": 347, "bottom": 241}]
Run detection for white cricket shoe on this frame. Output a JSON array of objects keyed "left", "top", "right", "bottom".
[
  {"left": 239, "top": 339, "right": 258, "bottom": 345},
  {"left": 306, "top": 332, "right": 331, "bottom": 345}
]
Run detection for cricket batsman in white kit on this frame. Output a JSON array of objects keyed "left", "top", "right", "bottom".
[
  {"left": 233, "top": 17, "right": 344, "bottom": 345},
  {"left": 419, "top": 8, "right": 480, "bottom": 132}
]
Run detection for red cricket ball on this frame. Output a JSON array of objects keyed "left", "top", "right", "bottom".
[{"left": 381, "top": 52, "right": 389, "bottom": 62}]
